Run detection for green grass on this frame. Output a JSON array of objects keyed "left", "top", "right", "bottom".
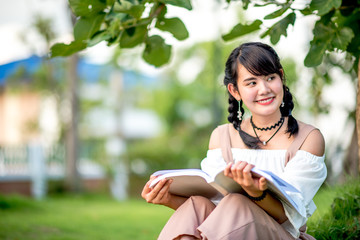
[
  {"left": 0, "top": 179, "right": 358, "bottom": 240},
  {"left": 307, "top": 178, "right": 360, "bottom": 240},
  {"left": 0, "top": 194, "right": 173, "bottom": 240}
]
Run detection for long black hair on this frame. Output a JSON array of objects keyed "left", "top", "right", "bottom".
[{"left": 223, "top": 42, "right": 298, "bottom": 149}]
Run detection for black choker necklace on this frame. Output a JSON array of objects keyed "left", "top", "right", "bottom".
[
  {"left": 251, "top": 117, "right": 284, "bottom": 146},
  {"left": 250, "top": 116, "right": 284, "bottom": 131}
]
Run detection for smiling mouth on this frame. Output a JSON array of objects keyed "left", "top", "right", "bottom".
[{"left": 256, "top": 97, "right": 275, "bottom": 105}]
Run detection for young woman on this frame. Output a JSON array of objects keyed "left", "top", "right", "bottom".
[{"left": 141, "top": 42, "right": 327, "bottom": 240}]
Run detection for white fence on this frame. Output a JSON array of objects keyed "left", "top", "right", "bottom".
[
  {"left": 0, "top": 144, "right": 66, "bottom": 199},
  {"left": 0, "top": 144, "right": 65, "bottom": 179},
  {"left": 0, "top": 144, "right": 129, "bottom": 200}
]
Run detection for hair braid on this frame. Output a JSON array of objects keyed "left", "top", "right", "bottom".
[
  {"left": 281, "top": 85, "right": 298, "bottom": 136},
  {"left": 227, "top": 95, "right": 261, "bottom": 149},
  {"left": 227, "top": 94, "right": 240, "bottom": 130}
]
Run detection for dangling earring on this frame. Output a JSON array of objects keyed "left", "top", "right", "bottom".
[
  {"left": 237, "top": 100, "right": 242, "bottom": 120},
  {"left": 281, "top": 101, "right": 285, "bottom": 108}
]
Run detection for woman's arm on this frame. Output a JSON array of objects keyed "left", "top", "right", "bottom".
[
  {"left": 224, "top": 162, "right": 288, "bottom": 223},
  {"left": 209, "top": 127, "right": 287, "bottom": 222},
  {"left": 299, "top": 129, "right": 325, "bottom": 156},
  {"left": 141, "top": 176, "right": 188, "bottom": 210}
]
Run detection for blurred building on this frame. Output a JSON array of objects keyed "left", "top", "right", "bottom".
[{"left": 0, "top": 55, "right": 162, "bottom": 198}]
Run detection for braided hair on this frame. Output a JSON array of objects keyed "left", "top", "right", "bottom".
[{"left": 224, "top": 42, "right": 298, "bottom": 149}]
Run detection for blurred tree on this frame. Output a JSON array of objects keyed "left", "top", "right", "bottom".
[{"left": 11, "top": 13, "right": 82, "bottom": 192}]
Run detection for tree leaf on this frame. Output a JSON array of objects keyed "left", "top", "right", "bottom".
[
  {"left": 74, "top": 14, "right": 105, "bottom": 41},
  {"left": 155, "top": 17, "right": 189, "bottom": 40},
  {"left": 113, "top": 0, "right": 133, "bottom": 11},
  {"left": 304, "top": 22, "right": 334, "bottom": 67},
  {"left": 261, "top": 13, "right": 296, "bottom": 44},
  {"left": 318, "top": 10, "right": 335, "bottom": 25},
  {"left": 222, "top": 20, "right": 262, "bottom": 41},
  {"left": 242, "top": 0, "right": 251, "bottom": 9},
  {"left": 264, "top": 5, "right": 290, "bottom": 20},
  {"left": 142, "top": 35, "right": 171, "bottom": 67},
  {"left": 113, "top": 0, "right": 145, "bottom": 18},
  {"left": 300, "top": 7, "right": 313, "bottom": 16},
  {"left": 69, "top": 0, "right": 106, "bottom": 17},
  {"left": 332, "top": 27, "right": 354, "bottom": 50},
  {"left": 87, "top": 30, "right": 112, "bottom": 47},
  {"left": 50, "top": 41, "right": 87, "bottom": 57},
  {"left": 309, "top": 0, "right": 341, "bottom": 16},
  {"left": 120, "top": 25, "right": 147, "bottom": 48},
  {"left": 159, "top": 0, "right": 192, "bottom": 10},
  {"left": 304, "top": 41, "right": 329, "bottom": 67}
]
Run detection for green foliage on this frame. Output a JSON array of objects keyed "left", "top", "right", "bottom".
[
  {"left": 308, "top": 178, "right": 360, "bottom": 240},
  {"left": 73, "top": 14, "right": 106, "bottom": 41},
  {"left": 222, "top": 19, "right": 262, "bottom": 41},
  {"left": 260, "top": 12, "right": 295, "bottom": 45},
  {"left": 309, "top": 0, "right": 342, "bottom": 16},
  {"left": 142, "top": 35, "right": 172, "bottom": 67},
  {"left": 224, "top": 0, "right": 360, "bottom": 71},
  {"left": 50, "top": 0, "right": 191, "bottom": 67},
  {"left": 51, "top": 0, "right": 360, "bottom": 70},
  {"left": 159, "top": 0, "right": 192, "bottom": 10},
  {"left": 51, "top": 41, "right": 87, "bottom": 57},
  {"left": 155, "top": 17, "right": 189, "bottom": 40},
  {"left": 305, "top": 13, "right": 355, "bottom": 67}
]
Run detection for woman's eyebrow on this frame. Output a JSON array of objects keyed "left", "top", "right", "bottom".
[{"left": 243, "top": 77, "right": 257, "bottom": 82}]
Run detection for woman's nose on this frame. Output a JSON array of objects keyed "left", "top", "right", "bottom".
[{"left": 258, "top": 81, "right": 271, "bottom": 94}]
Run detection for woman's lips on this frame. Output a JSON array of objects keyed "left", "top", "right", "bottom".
[{"left": 256, "top": 97, "right": 275, "bottom": 105}]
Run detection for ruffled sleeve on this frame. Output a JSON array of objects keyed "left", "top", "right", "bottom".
[
  {"left": 200, "top": 149, "right": 227, "bottom": 180},
  {"left": 279, "top": 150, "right": 327, "bottom": 238}
]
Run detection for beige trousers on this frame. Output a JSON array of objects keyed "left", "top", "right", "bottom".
[{"left": 158, "top": 194, "right": 315, "bottom": 240}]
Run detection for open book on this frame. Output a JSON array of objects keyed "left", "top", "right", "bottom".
[{"left": 150, "top": 167, "right": 301, "bottom": 214}]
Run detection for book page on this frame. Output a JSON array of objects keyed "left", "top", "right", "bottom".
[
  {"left": 150, "top": 169, "right": 223, "bottom": 200},
  {"left": 251, "top": 168, "right": 301, "bottom": 213},
  {"left": 166, "top": 175, "right": 223, "bottom": 199}
]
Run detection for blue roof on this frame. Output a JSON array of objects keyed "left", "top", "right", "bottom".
[
  {"left": 0, "top": 56, "right": 43, "bottom": 85},
  {"left": 0, "top": 56, "right": 157, "bottom": 88}
]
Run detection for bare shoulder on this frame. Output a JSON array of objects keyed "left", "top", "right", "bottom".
[
  {"left": 299, "top": 126, "right": 325, "bottom": 157},
  {"left": 208, "top": 126, "right": 221, "bottom": 150}
]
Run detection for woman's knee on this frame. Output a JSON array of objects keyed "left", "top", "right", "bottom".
[
  {"left": 188, "top": 196, "right": 215, "bottom": 210},
  {"left": 216, "top": 193, "right": 258, "bottom": 214},
  {"left": 222, "top": 193, "right": 251, "bottom": 204}
]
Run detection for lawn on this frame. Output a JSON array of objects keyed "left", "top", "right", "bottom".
[
  {"left": 0, "top": 194, "right": 173, "bottom": 240},
  {"left": 0, "top": 179, "right": 358, "bottom": 240}
]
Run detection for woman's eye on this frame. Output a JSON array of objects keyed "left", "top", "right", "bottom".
[{"left": 267, "top": 76, "right": 274, "bottom": 81}]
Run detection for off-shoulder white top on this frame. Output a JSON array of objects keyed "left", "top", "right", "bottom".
[{"left": 200, "top": 148, "right": 327, "bottom": 238}]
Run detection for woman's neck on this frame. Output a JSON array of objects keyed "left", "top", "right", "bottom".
[{"left": 251, "top": 112, "right": 282, "bottom": 129}]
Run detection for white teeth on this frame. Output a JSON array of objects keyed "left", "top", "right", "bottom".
[{"left": 258, "top": 98, "right": 272, "bottom": 103}]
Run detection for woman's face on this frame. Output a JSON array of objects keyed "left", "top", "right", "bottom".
[{"left": 235, "top": 64, "right": 284, "bottom": 118}]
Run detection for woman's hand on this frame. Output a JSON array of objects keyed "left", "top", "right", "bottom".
[
  {"left": 141, "top": 176, "right": 187, "bottom": 210},
  {"left": 224, "top": 161, "right": 268, "bottom": 197}
]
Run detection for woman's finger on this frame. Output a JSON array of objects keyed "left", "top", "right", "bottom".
[
  {"left": 159, "top": 179, "right": 173, "bottom": 201},
  {"left": 146, "top": 178, "right": 167, "bottom": 201},
  {"left": 231, "top": 161, "right": 246, "bottom": 179},
  {"left": 141, "top": 177, "right": 155, "bottom": 198},
  {"left": 242, "top": 163, "right": 255, "bottom": 187},
  {"left": 224, "top": 162, "right": 233, "bottom": 177},
  {"left": 259, "top": 177, "right": 268, "bottom": 191}
]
